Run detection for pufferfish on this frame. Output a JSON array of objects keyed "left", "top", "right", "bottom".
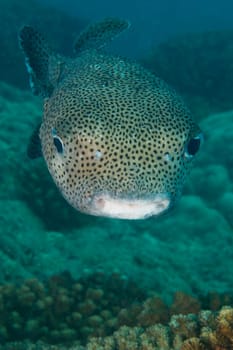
[{"left": 19, "top": 18, "right": 203, "bottom": 220}]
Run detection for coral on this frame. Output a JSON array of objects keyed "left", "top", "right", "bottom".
[
  {"left": 136, "top": 295, "right": 169, "bottom": 326},
  {"left": 79, "top": 306, "right": 233, "bottom": 349},
  {"left": 0, "top": 272, "right": 232, "bottom": 348},
  {"left": 0, "top": 272, "right": 146, "bottom": 345},
  {"left": 181, "top": 338, "right": 205, "bottom": 350},
  {"left": 170, "top": 292, "right": 201, "bottom": 316},
  {"left": 202, "top": 307, "right": 233, "bottom": 349}
]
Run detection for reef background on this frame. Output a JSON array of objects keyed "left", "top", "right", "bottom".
[{"left": 1, "top": 0, "right": 233, "bottom": 348}]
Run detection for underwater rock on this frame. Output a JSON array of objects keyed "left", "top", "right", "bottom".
[
  {"left": 0, "top": 199, "right": 43, "bottom": 282},
  {"left": 142, "top": 30, "right": 233, "bottom": 111}
]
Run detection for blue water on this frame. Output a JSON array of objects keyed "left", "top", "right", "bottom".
[{"left": 39, "top": 0, "right": 233, "bottom": 58}]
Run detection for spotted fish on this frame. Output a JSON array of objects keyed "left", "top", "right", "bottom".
[{"left": 19, "top": 18, "right": 203, "bottom": 219}]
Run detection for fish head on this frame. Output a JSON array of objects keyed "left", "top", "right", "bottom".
[
  {"left": 20, "top": 21, "right": 203, "bottom": 220},
  {"left": 40, "top": 74, "right": 203, "bottom": 220}
]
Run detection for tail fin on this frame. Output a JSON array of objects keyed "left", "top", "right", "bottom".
[{"left": 19, "top": 26, "right": 64, "bottom": 97}]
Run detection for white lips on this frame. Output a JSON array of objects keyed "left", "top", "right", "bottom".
[{"left": 91, "top": 193, "right": 170, "bottom": 219}]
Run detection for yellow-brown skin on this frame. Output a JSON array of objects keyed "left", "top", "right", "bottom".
[{"left": 40, "top": 51, "right": 201, "bottom": 218}]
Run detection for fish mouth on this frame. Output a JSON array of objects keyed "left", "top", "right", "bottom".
[{"left": 89, "top": 192, "right": 171, "bottom": 219}]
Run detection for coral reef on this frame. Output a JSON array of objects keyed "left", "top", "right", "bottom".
[
  {"left": 0, "top": 276, "right": 233, "bottom": 350},
  {"left": 0, "top": 272, "right": 232, "bottom": 348},
  {"left": 0, "top": 272, "right": 146, "bottom": 344},
  {"left": 142, "top": 30, "right": 233, "bottom": 113},
  {"left": 62, "top": 306, "right": 233, "bottom": 349}
]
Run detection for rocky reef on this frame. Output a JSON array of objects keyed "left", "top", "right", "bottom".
[{"left": 142, "top": 30, "right": 233, "bottom": 114}]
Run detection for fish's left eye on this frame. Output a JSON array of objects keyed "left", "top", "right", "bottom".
[{"left": 185, "top": 133, "right": 203, "bottom": 158}]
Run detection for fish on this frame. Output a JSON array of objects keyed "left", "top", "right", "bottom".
[{"left": 19, "top": 18, "right": 203, "bottom": 220}]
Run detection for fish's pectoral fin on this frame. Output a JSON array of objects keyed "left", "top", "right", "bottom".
[
  {"left": 27, "top": 124, "right": 42, "bottom": 159},
  {"left": 19, "top": 26, "right": 65, "bottom": 97},
  {"left": 74, "top": 17, "right": 130, "bottom": 54}
]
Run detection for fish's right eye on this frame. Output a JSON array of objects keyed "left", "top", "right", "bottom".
[
  {"left": 51, "top": 128, "right": 64, "bottom": 154},
  {"left": 53, "top": 135, "right": 64, "bottom": 154}
]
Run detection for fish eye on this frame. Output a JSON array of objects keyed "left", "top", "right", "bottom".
[
  {"left": 53, "top": 136, "right": 64, "bottom": 154},
  {"left": 184, "top": 133, "right": 203, "bottom": 159},
  {"left": 51, "top": 128, "right": 64, "bottom": 154}
]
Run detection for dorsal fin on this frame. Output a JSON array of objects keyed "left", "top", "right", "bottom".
[
  {"left": 19, "top": 26, "right": 65, "bottom": 97},
  {"left": 74, "top": 17, "right": 130, "bottom": 54}
]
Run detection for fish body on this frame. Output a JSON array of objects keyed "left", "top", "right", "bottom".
[{"left": 19, "top": 18, "right": 202, "bottom": 219}]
